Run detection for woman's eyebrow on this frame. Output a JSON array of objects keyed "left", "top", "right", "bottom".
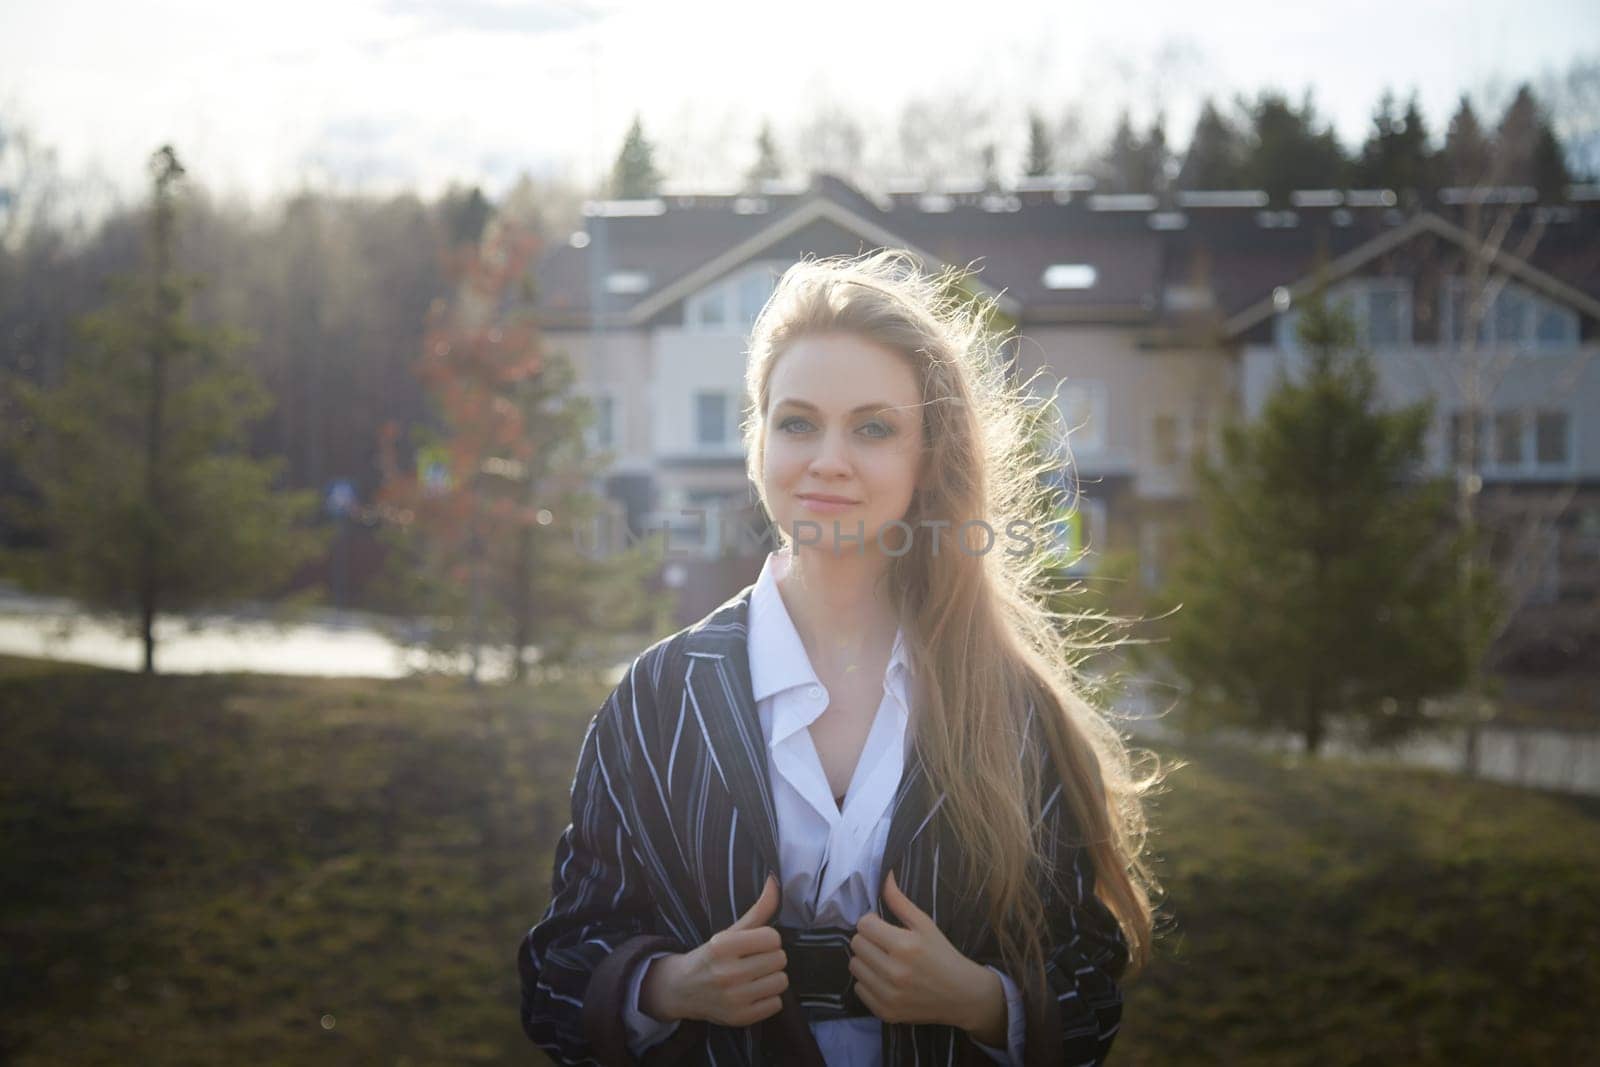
[{"left": 774, "top": 397, "right": 904, "bottom": 415}]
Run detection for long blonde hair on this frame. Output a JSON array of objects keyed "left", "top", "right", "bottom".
[{"left": 741, "top": 249, "right": 1168, "bottom": 995}]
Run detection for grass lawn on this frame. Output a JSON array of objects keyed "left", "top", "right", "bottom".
[{"left": 1, "top": 655, "right": 1596, "bottom": 1065}]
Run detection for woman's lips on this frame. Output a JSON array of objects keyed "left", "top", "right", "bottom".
[{"left": 797, "top": 494, "right": 857, "bottom": 514}]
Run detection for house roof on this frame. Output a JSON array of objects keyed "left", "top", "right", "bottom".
[{"left": 531, "top": 174, "right": 1600, "bottom": 335}]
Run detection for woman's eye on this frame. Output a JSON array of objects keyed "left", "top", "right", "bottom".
[{"left": 777, "top": 416, "right": 892, "bottom": 438}]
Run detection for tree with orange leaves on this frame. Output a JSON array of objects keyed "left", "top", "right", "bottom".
[{"left": 373, "top": 215, "right": 667, "bottom": 683}]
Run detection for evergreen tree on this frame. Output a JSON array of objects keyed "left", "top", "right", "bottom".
[
  {"left": 1025, "top": 110, "right": 1053, "bottom": 177},
  {"left": 0, "top": 145, "right": 325, "bottom": 673},
  {"left": 441, "top": 183, "right": 492, "bottom": 246},
  {"left": 1177, "top": 99, "right": 1248, "bottom": 189},
  {"left": 1353, "top": 89, "right": 1437, "bottom": 200},
  {"left": 1493, "top": 84, "right": 1542, "bottom": 186},
  {"left": 1442, "top": 95, "right": 1492, "bottom": 186},
  {"left": 1158, "top": 292, "right": 1497, "bottom": 755},
  {"left": 745, "top": 120, "right": 784, "bottom": 189},
  {"left": 1531, "top": 120, "right": 1572, "bottom": 201},
  {"left": 1240, "top": 90, "right": 1349, "bottom": 205},
  {"left": 1095, "top": 111, "right": 1169, "bottom": 193},
  {"left": 609, "top": 115, "right": 662, "bottom": 199}
]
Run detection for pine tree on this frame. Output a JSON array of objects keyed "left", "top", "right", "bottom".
[
  {"left": 609, "top": 115, "right": 662, "bottom": 199},
  {"left": 1177, "top": 99, "right": 1247, "bottom": 189},
  {"left": 1531, "top": 120, "right": 1572, "bottom": 201},
  {"left": 1094, "top": 111, "right": 1168, "bottom": 193},
  {"left": 1353, "top": 89, "right": 1437, "bottom": 200},
  {"left": 1493, "top": 84, "right": 1542, "bottom": 186},
  {"left": 1442, "top": 95, "right": 1492, "bottom": 186},
  {"left": 1241, "top": 90, "right": 1349, "bottom": 205},
  {"left": 0, "top": 145, "right": 325, "bottom": 673},
  {"left": 1025, "top": 110, "right": 1053, "bottom": 177},
  {"left": 1158, "top": 292, "right": 1497, "bottom": 755}
]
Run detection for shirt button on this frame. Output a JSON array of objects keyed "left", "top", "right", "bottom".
[{"left": 808, "top": 686, "right": 823, "bottom": 700}]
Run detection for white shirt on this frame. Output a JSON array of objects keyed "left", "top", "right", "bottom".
[{"left": 624, "top": 548, "right": 1026, "bottom": 1064}]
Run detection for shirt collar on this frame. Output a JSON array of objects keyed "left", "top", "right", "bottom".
[{"left": 747, "top": 548, "right": 910, "bottom": 706}]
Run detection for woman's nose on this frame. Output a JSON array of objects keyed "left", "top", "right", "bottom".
[{"left": 808, "top": 428, "right": 852, "bottom": 476}]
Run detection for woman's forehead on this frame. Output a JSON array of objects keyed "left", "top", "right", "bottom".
[{"left": 769, "top": 334, "right": 920, "bottom": 408}]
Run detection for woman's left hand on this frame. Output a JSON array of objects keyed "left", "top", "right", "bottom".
[{"left": 849, "top": 869, "right": 990, "bottom": 1029}]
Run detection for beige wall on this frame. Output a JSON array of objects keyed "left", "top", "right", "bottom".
[
  {"left": 1015, "top": 324, "right": 1235, "bottom": 585},
  {"left": 1015, "top": 325, "right": 1237, "bottom": 500},
  {"left": 547, "top": 328, "right": 655, "bottom": 473},
  {"left": 650, "top": 327, "right": 751, "bottom": 460}
]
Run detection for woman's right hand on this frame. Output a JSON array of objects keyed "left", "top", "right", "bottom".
[{"left": 640, "top": 873, "right": 789, "bottom": 1028}]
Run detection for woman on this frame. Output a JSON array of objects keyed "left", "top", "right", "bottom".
[{"left": 519, "top": 250, "right": 1163, "bottom": 1066}]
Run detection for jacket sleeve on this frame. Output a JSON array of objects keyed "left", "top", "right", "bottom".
[
  {"left": 967, "top": 750, "right": 1130, "bottom": 1067},
  {"left": 516, "top": 664, "right": 708, "bottom": 1067},
  {"left": 1016, "top": 778, "right": 1131, "bottom": 1067}
]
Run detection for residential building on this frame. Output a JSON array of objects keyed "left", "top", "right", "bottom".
[{"left": 531, "top": 174, "right": 1600, "bottom": 638}]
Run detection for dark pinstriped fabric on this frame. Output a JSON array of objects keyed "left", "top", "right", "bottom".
[{"left": 518, "top": 584, "right": 1129, "bottom": 1067}]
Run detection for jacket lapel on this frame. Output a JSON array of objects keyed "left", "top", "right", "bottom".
[
  {"left": 679, "top": 587, "right": 784, "bottom": 892},
  {"left": 878, "top": 748, "right": 944, "bottom": 894},
  {"left": 672, "top": 581, "right": 958, "bottom": 1067},
  {"left": 677, "top": 584, "right": 947, "bottom": 922}
]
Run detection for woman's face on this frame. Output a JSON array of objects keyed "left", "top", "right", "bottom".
[{"left": 761, "top": 331, "right": 926, "bottom": 557}]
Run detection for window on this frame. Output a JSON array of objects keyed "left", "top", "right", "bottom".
[
  {"left": 688, "top": 289, "right": 726, "bottom": 328},
  {"left": 1152, "top": 414, "right": 1182, "bottom": 466},
  {"left": 1365, "top": 281, "right": 1410, "bottom": 346},
  {"left": 1454, "top": 408, "right": 1572, "bottom": 472},
  {"left": 1043, "top": 264, "right": 1097, "bottom": 290},
  {"left": 605, "top": 270, "right": 652, "bottom": 295},
  {"left": 1273, "top": 279, "right": 1410, "bottom": 349},
  {"left": 1056, "top": 381, "right": 1107, "bottom": 455},
  {"left": 1443, "top": 277, "right": 1579, "bottom": 350},
  {"left": 1494, "top": 286, "right": 1530, "bottom": 342},
  {"left": 685, "top": 264, "right": 779, "bottom": 331},
  {"left": 1535, "top": 411, "right": 1570, "bottom": 466},
  {"left": 738, "top": 272, "right": 772, "bottom": 325},
  {"left": 1493, "top": 411, "right": 1523, "bottom": 466},
  {"left": 695, "top": 391, "right": 730, "bottom": 446},
  {"left": 1535, "top": 303, "right": 1576, "bottom": 345}
]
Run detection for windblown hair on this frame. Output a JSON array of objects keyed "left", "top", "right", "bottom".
[{"left": 741, "top": 249, "right": 1168, "bottom": 996}]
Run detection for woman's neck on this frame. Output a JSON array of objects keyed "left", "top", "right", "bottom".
[{"left": 776, "top": 545, "right": 899, "bottom": 674}]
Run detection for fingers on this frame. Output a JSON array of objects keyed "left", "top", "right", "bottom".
[
  {"left": 711, "top": 924, "right": 782, "bottom": 958},
  {"left": 714, "top": 964, "right": 787, "bottom": 1027},
  {"left": 748, "top": 967, "right": 789, "bottom": 1000},
  {"left": 881, "top": 871, "right": 929, "bottom": 930},
  {"left": 730, "top": 873, "right": 780, "bottom": 930},
  {"left": 856, "top": 911, "right": 915, "bottom": 953},
  {"left": 732, "top": 947, "right": 787, "bottom": 983},
  {"left": 732, "top": 995, "right": 784, "bottom": 1027},
  {"left": 849, "top": 930, "right": 897, "bottom": 984}
]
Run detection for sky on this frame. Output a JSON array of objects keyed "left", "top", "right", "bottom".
[{"left": 1, "top": 0, "right": 1597, "bottom": 223}]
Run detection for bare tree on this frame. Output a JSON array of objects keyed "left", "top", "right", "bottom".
[
  {"left": 895, "top": 92, "right": 999, "bottom": 186},
  {"left": 1423, "top": 89, "right": 1597, "bottom": 765}
]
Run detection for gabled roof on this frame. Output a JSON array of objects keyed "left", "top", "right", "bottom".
[
  {"left": 531, "top": 174, "right": 1600, "bottom": 335},
  {"left": 622, "top": 193, "right": 1020, "bottom": 324},
  {"left": 1223, "top": 211, "right": 1600, "bottom": 337}
]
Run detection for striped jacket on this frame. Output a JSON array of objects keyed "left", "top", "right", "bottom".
[{"left": 517, "top": 583, "right": 1129, "bottom": 1066}]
